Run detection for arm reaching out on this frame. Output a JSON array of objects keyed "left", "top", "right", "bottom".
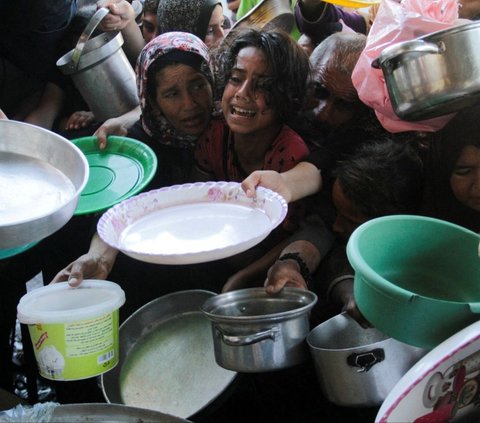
[
  {"left": 242, "top": 162, "right": 321, "bottom": 203},
  {"left": 50, "top": 233, "right": 119, "bottom": 287}
]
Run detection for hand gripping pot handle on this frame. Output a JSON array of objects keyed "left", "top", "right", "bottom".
[
  {"left": 71, "top": 7, "right": 110, "bottom": 69},
  {"left": 371, "top": 40, "right": 442, "bottom": 70},
  {"left": 216, "top": 326, "right": 280, "bottom": 346},
  {"left": 347, "top": 348, "right": 385, "bottom": 372}
]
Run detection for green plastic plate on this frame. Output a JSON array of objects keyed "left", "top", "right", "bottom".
[{"left": 71, "top": 136, "right": 157, "bottom": 215}]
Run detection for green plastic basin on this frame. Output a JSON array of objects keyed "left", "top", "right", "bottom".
[{"left": 346, "top": 215, "right": 480, "bottom": 350}]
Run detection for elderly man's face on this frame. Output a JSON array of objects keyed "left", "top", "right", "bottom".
[{"left": 304, "top": 39, "right": 363, "bottom": 132}]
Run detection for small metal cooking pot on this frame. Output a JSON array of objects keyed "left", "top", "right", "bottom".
[
  {"left": 307, "top": 313, "right": 427, "bottom": 407},
  {"left": 373, "top": 21, "right": 480, "bottom": 121},
  {"left": 200, "top": 288, "right": 317, "bottom": 372}
]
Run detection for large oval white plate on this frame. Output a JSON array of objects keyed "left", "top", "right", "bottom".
[
  {"left": 97, "top": 181, "right": 287, "bottom": 264},
  {"left": 376, "top": 320, "right": 480, "bottom": 422}
]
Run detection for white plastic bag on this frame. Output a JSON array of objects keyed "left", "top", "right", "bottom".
[
  {"left": 352, "top": 0, "right": 467, "bottom": 133},
  {"left": 0, "top": 402, "right": 59, "bottom": 422}
]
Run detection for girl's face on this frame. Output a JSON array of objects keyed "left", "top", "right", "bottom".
[
  {"left": 221, "top": 46, "right": 278, "bottom": 137},
  {"left": 153, "top": 64, "right": 213, "bottom": 137},
  {"left": 204, "top": 5, "right": 225, "bottom": 49},
  {"left": 141, "top": 11, "right": 157, "bottom": 43},
  {"left": 450, "top": 145, "right": 480, "bottom": 212}
]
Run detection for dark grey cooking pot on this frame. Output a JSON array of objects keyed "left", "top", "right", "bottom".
[
  {"left": 200, "top": 288, "right": 317, "bottom": 372},
  {"left": 373, "top": 21, "right": 480, "bottom": 121}
]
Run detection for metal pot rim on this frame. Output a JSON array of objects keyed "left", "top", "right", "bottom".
[
  {"left": 200, "top": 287, "right": 318, "bottom": 324},
  {"left": 377, "top": 20, "right": 480, "bottom": 66}
]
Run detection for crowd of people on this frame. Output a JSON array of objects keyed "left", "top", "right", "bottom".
[{"left": 1, "top": 0, "right": 480, "bottom": 420}]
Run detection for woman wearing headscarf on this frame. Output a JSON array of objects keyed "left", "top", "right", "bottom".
[
  {"left": 97, "top": 0, "right": 226, "bottom": 62},
  {"left": 130, "top": 31, "right": 215, "bottom": 186},
  {"left": 93, "top": 0, "right": 227, "bottom": 144},
  {"left": 156, "top": 0, "right": 225, "bottom": 49},
  {"left": 50, "top": 32, "right": 216, "bottom": 292},
  {"left": 421, "top": 105, "right": 480, "bottom": 233}
]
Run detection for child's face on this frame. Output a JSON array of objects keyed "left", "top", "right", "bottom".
[
  {"left": 141, "top": 11, "right": 158, "bottom": 43},
  {"left": 221, "top": 46, "right": 278, "bottom": 137},
  {"left": 450, "top": 145, "right": 480, "bottom": 213},
  {"left": 331, "top": 179, "right": 369, "bottom": 240}
]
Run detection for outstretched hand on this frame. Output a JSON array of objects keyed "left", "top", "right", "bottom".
[
  {"left": 264, "top": 260, "right": 308, "bottom": 294},
  {"left": 50, "top": 253, "right": 114, "bottom": 287},
  {"left": 241, "top": 170, "right": 292, "bottom": 202},
  {"left": 94, "top": 117, "right": 128, "bottom": 149}
]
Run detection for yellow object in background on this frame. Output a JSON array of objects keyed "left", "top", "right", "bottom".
[{"left": 322, "top": 0, "right": 381, "bottom": 9}]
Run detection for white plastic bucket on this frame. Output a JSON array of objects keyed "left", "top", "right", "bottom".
[{"left": 17, "top": 280, "right": 125, "bottom": 381}]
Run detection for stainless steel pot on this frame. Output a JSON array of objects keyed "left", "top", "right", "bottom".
[
  {"left": 200, "top": 287, "right": 317, "bottom": 372},
  {"left": 57, "top": 8, "right": 139, "bottom": 121},
  {"left": 307, "top": 313, "right": 428, "bottom": 407},
  {"left": 373, "top": 21, "right": 480, "bottom": 121}
]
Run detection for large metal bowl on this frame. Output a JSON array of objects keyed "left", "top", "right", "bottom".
[
  {"left": 0, "top": 120, "right": 89, "bottom": 250},
  {"left": 101, "top": 290, "right": 237, "bottom": 419},
  {"left": 51, "top": 403, "right": 191, "bottom": 422}
]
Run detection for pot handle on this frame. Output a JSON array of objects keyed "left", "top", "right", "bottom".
[
  {"left": 371, "top": 40, "right": 442, "bottom": 69},
  {"left": 216, "top": 327, "right": 280, "bottom": 346},
  {"left": 70, "top": 7, "right": 110, "bottom": 70},
  {"left": 347, "top": 348, "right": 385, "bottom": 372}
]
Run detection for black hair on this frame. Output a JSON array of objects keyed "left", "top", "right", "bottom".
[
  {"left": 211, "top": 27, "right": 311, "bottom": 124},
  {"left": 335, "top": 138, "right": 424, "bottom": 218}
]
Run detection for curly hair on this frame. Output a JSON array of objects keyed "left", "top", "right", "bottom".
[
  {"left": 335, "top": 138, "right": 424, "bottom": 218},
  {"left": 211, "top": 27, "right": 311, "bottom": 124}
]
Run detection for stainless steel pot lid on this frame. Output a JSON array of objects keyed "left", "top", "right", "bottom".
[
  {"left": 376, "top": 21, "right": 480, "bottom": 66},
  {"left": 201, "top": 287, "right": 318, "bottom": 324}
]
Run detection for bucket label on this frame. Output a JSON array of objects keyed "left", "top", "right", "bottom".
[
  {"left": 65, "top": 313, "right": 114, "bottom": 357},
  {"left": 28, "top": 310, "right": 119, "bottom": 381}
]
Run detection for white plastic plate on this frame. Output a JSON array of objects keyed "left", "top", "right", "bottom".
[
  {"left": 97, "top": 181, "right": 287, "bottom": 265},
  {"left": 376, "top": 320, "right": 480, "bottom": 422}
]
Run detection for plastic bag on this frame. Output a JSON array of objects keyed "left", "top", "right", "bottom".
[
  {"left": 351, "top": 0, "right": 467, "bottom": 133},
  {"left": 0, "top": 402, "right": 59, "bottom": 422}
]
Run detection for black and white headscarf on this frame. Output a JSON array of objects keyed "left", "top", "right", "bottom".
[{"left": 156, "top": 0, "right": 221, "bottom": 41}]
